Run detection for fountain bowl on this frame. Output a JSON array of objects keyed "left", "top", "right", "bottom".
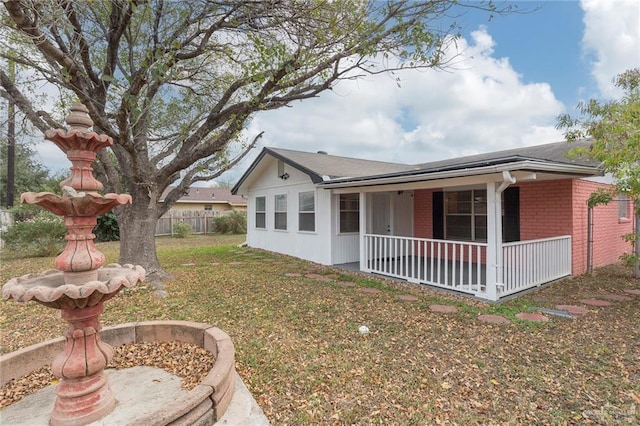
[{"left": 0, "top": 321, "right": 254, "bottom": 425}]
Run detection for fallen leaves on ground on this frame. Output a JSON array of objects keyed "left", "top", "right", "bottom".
[
  {"left": 1, "top": 235, "right": 639, "bottom": 424},
  {"left": 0, "top": 341, "right": 213, "bottom": 409}
]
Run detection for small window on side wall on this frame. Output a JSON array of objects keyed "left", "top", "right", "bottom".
[
  {"left": 255, "top": 196, "right": 266, "bottom": 229},
  {"left": 299, "top": 191, "right": 315, "bottom": 232},
  {"left": 618, "top": 193, "right": 629, "bottom": 220},
  {"left": 274, "top": 194, "right": 287, "bottom": 230}
]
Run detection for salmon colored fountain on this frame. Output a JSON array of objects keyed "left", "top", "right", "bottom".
[{"left": 2, "top": 103, "right": 145, "bottom": 425}]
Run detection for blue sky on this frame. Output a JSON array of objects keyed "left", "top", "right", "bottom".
[
  {"left": 463, "top": 1, "right": 592, "bottom": 107},
  {"left": 33, "top": 1, "right": 639, "bottom": 182}
]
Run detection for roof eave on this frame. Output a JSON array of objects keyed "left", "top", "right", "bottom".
[{"left": 318, "top": 160, "right": 602, "bottom": 189}]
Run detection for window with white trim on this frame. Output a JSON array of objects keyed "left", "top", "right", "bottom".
[
  {"left": 255, "top": 196, "right": 266, "bottom": 229},
  {"left": 274, "top": 194, "right": 287, "bottom": 230},
  {"left": 445, "top": 190, "right": 487, "bottom": 241},
  {"left": 339, "top": 193, "right": 359, "bottom": 233},
  {"left": 298, "top": 192, "right": 315, "bottom": 232}
]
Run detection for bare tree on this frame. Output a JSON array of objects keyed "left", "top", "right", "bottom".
[{"left": 0, "top": 0, "right": 513, "bottom": 279}]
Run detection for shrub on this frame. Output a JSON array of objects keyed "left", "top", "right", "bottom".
[
  {"left": 8, "top": 204, "right": 43, "bottom": 222},
  {"left": 94, "top": 212, "right": 120, "bottom": 242},
  {"left": 173, "top": 221, "right": 193, "bottom": 238},
  {"left": 213, "top": 211, "right": 247, "bottom": 234},
  {"left": 2, "top": 211, "right": 66, "bottom": 257}
]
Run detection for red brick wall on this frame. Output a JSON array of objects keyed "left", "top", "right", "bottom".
[
  {"left": 518, "top": 180, "right": 573, "bottom": 240},
  {"left": 414, "top": 189, "right": 436, "bottom": 239},
  {"left": 572, "top": 180, "right": 633, "bottom": 274}
]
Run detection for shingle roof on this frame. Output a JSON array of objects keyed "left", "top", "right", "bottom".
[
  {"left": 232, "top": 140, "right": 601, "bottom": 194},
  {"left": 413, "top": 140, "right": 599, "bottom": 172},
  {"left": 267, "top": 147, "right": 415, "bottom": 180}
]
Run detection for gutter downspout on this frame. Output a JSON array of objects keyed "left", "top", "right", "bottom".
[{"left": 486, "top": 171, "right": 516, "bottom": 301}]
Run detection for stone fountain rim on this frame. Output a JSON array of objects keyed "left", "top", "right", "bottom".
[{"left": 0, "top": 320, "right": 237, "bottom": 424}]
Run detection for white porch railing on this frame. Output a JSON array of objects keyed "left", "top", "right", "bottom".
[
  {"left": 362, "top": 234, "right": 572, "bottom": 299},
  {"left": 363, "top": 234, "right": 487, "bottom": 296},
  {"left": 501, "top": 236, "right": 572, "bottom": 297}
]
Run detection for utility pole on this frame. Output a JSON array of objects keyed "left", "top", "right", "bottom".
[{"left": 6, "top": 59, "right": 16, "bottom": 207}]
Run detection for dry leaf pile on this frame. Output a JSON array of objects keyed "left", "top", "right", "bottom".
[{"left": 0, "top": 341, "right": 213, "bottom": 409}]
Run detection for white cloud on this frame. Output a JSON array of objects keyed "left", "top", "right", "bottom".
[
  {"left": 228, "top": 26, "right": 565, "bottom": 183},
  {"left": 581, "top": 0, "right": 640, "bottom": 99}
]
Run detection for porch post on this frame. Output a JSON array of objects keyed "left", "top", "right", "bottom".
[
  {"left": 485, "top": 182, "right": 500, "bottom": 301},
  {"left": 359, "top": 192, "right": 368, "bottom": 272}
]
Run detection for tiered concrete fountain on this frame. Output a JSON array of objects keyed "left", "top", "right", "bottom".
[
  {"left": 1, "top": 104, "right": 264, "bottom": 425},
  {"left": 2, "top": 103, "right": 144, "bottom": 425}
]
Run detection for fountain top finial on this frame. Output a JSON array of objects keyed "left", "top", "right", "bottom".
[{"left": 65, "top": 103, "right": 93, "bottom": 131}]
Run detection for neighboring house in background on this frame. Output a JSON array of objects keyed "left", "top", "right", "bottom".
[
  {"left": 232, "top": 141, "right": 635, "bottom": 301},
  {"left": 156, "top": 187, "right": 247, "bottom": 236},
  {"left": 160, "top": 187, "right": 247, "bottom": 213}
]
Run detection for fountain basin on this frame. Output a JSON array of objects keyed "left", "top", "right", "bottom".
[
  {"left": 2, "top": 264, "right": 144, "bottom": 309},
  {"left": 0, "top": 321, "right": 265, "bottom": 425}
]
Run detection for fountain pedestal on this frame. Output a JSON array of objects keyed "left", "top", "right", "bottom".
[{"left": 50, "top": 304, "right": 114, "bottom": 426}]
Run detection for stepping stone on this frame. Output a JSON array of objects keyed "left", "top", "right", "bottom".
[
  {"left": 305, "top": 273, "right": 332, "bottom": 282},
  {"left": 515, "top": 312, "right": 549, "bottom": 322},
  {"left": 580, "top": 298, "right": 612, "bottom": 307},
  {"left": 229, "top": 261, "right": 244, "bottom": 265},
  {"left": 359, "top": 287, "right": 382, "bottom": 294},
  {"left": 180, "top": 263, "right": 195, "bottom": 266},
  {"left": 337, "top": 281, "right": 356, "bottom": 288},
  {"left": 429, "top": 304, "right": 457, "bottom": 313},
  {"left": 555, "top": 305, "right": 589, "bottom": 315},
  {"left": 397, "top": 295, "right": 419, "bottom": 302},
  {"left": 598, "top": 294, "right": 633, "bottom": 302},
  {"left": 478, "top": 314, "right": 510, "bottom": 324},
  {"left": 624, "top": 289, "right": 640, "bottom": 296},
  {"left": 285, "top": 273, "right": 302, "bottom": 277},
  {"left": 210, "top": 262, "right": 219, "bottom": 266}
]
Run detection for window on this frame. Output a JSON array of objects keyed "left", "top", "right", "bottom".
[
  {"left": 255, "top": 196, "right": 266, "bottom": 229},
  {"left": 204, "top": 204, "right": 212, "bottom": 211},
  {"left": 274, "top": 194, "right": 287, "bottom": 230},
  {"left": 298, "top": 192, "right": 315, "bottom": 232},
  {"left": 339, "top": 193, "right": 359, "bottom": 233},
  {"left": 618, "top": 193, "right": 629, "bottom": 220},
  {"left": 445, "top": 190, "right": 487, "bottom": 241}
]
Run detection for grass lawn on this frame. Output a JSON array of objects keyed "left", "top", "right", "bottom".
[{"left": 1, "top": 234, "right": 639, "bottom": 424}]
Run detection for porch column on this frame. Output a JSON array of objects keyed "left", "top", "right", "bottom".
[
  {"left": 359, "top": 192, "right": 368, "bottom": 272},
  {"left": 485, "top": 181, "right": 503, "bottom": 301}
]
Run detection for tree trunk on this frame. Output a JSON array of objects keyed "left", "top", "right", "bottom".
[
  {"left": 116, "top": 198, "right": 170, "bottom": 283},
  {"left": 634, "top": 200, "right": 640, "bottom": 278}
]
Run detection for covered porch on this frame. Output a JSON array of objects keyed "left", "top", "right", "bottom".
[{"left": 329, "top": 169, "right": 577, "bottom": 301}]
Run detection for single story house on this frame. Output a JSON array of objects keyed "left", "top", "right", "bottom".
[
  {"left": 160, "top": 187, "right": 247, "bottom": 213},
  {"left": 232, "top": 141, "right": 634, "bottom": 301}
]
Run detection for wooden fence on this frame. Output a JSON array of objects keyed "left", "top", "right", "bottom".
[{"left": 155, "top": 210, "right": 243, "bottom": 236}]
